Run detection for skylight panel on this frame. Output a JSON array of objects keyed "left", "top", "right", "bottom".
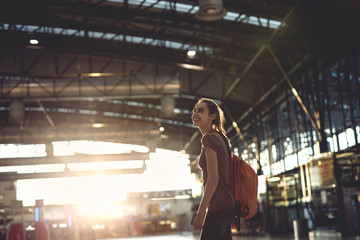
[
  {"left": 167, "top": 41, "right": 183, "bottom": 49},
  {"left": 224, "top": 12, "right": 239, "bottom": 21},
  {"left": 0, "top": 144, "right": 46, "bottom": 158},
  {"left": 145, "top": 38, "right": 156, "bottom": 45},
  {"left": 233, "top": 14, "right": 282, "bottom": 29},
  {"left": 128, "top": 114, "right": 143, "bottom": 120},
  {"left": 107, "top": 0, "right": 282, "bottom": 29},
  {"left": 126, "top": 35, "right": 148, "bottom": 44},
  {"left": 180, "top": 43, "right": 189, "bottom": 50},
  {"left": 24, "top": 25, "right": 39, "bottom": 32},
  {"left": 148, "top": 0, "right": 168, "bottom": 9},
  {"left": 65, "top": 29, "right": 78, "bottom": 35},
  {"left": 1, "top": 23, "right": 9, "bottom": 30},
  {"left": 79, "top": 109, "right": 97, "bottom": 115},
  {"left": 102, "top": 33, "right": 116, "bottom": 40},
  {"left": 115, "top": 34, "right": 124, "bottom": 41},
  {"left": 104, "top": 112, "right": 118, "bottom": 117},
  {"left": 58, "top": 108, "right": 71, "bottom": 113},
  {"left": 269, "top": 20, "right": 282, "bottom": 29},
  {"left": 175, "top": 3, "right": 199, "bottom": 14},
  {"left": 247, "top": 16, "right": 261, "bottom": 26},
  {"left": 77, "top": 30, "right": 85, "bottom": 37},
  {"left": 126, "top": 101, "right": 147, "bottom": 107},
  {"left": 53, "top": 27, "right": 64, "bottom": 34},
  {"left": 130, "top": 0, "right": 160, "bottom": 8},
  {"left": 89, "top": 31, "right": 104, "bottom": 39},
  {"left": 258, "top": 18, "right": 268, "bottom": 27},
  {"left": 2, "top": 1, "right": 281, "bottom": 56},
  {"left": 230, "top": 14, "right": 282, "bottom": 29}
]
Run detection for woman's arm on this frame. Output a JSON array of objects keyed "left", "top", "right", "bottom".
[{"left": 192, "top": 146, "right": 219, "bottom": 230}]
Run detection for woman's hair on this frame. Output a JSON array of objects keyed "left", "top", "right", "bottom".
[{"left": 197, "top": 98, "right": 231, "bottom": 153}]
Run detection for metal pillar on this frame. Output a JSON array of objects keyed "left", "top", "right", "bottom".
[
  {"left": 310, "top": 58, "right": 328, "bottom": 153},
  {"left": 344, "top": 54, "right": 358, "bottom": 145},
  {"left": 335, "top": 61, "right": 350, "bottom": 149},
  {"left": 324, "top": 67, "right": 337, "bottom": 152}
]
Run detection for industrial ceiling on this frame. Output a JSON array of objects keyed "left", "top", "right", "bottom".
[{"left": 0, "top": 0, "right": 359, "bottom": 162}]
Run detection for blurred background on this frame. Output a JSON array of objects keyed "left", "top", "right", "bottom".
[{"left": 0, "top": 0, "right": 360, "bottom": 239}]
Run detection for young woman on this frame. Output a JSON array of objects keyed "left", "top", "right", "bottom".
[{"left": 191, "top": 98, "right": 235, "bottom": 240}]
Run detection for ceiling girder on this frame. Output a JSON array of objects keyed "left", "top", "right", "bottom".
[
  {"left": 183, "top": 2, "right": 300, "bottom": 151},
  {"left": 1, "top": 0, "right": 357, "bottom": 159},
  {"left": 0, "top": 125, "right": 160, "bottom": 145},
  {"left": 0, "top": 152, "right": 149, "bottom": 166},
  {"left": 0, "top": 49, "right": 180, "bottom": 101},
  {"left": 0, "top": 167, "right": 146, "bottom": 181}
]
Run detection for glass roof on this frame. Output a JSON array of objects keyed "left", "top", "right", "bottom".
[
  {"left": 109, "top": 0, "right": 283, "bottom": 29},
  {"left": 0, "top": 1, "right": 282, "bottom": 62}
]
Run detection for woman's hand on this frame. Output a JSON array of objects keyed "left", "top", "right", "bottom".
[{"left": 192, "top": 210, "right": 206, "bottom": 230}]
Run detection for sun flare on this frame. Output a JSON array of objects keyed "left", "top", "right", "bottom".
[{"left": 6, "top": 141, "right": 193, "bottom": 208}]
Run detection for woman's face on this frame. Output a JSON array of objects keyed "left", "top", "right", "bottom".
[{"left": 191, "top": 102, "right": 214, "bottom": 128}]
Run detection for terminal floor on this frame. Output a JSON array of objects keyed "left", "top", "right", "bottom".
[{"left": 99, "top": 231, "right": 360, "bottom": 240}]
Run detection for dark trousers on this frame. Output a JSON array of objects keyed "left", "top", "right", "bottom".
[{"left": 200, "top": 206, "right": 235, "bottom": 240}]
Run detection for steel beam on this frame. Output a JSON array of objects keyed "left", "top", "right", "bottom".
[
  {"left": 37, "top": 100, "right": 55, "bottom": 127},
  {"left": 183, "top": 2, "right": 300, "bottom": 152},
  {"left": 0, "top": 152, "right": 150, "bottom": 166},
  {"left": 0, "top": 49, "right": 180, "bottom": 101},
  {"left": 222, "top": 1, "right": 299, "bottom": 100},
  {"left": 0, "top": 126, "right": 160, "bottom": 145},
  {"left": 0, "top": 167, "right": 146, "bottom": 181},
  {"left": 344, "top": 54, "right": 359, "bottom": 145},
  {"left": 267, "top": 45, "right": 322, "bottom": 141},
  {"left": 222, "top": 103, "right": 255, "bottom": 160}
]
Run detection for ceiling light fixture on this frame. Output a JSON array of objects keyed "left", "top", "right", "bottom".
[
  {"left": 187, "top": 50, "right": 196, "bottom": 57},
  {"left": 178, "top": 63, "right": 205, "bottom": 70},
  {"left": 195, "top": 0, "right": 227, "bottom": 21},
  {"left": 29, "top": 39, "right": 39, "bottom": 45},
  {"left": 92, "top": 123, "right": 105, "bottom": 128}
]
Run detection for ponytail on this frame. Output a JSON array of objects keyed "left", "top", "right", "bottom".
[{"left": 197, "top": 98, "right": 231, "bottom": 154}]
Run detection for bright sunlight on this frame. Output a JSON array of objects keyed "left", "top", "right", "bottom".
[{"left": 0, "top": 141, "right": 193, "bottom": 207}]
